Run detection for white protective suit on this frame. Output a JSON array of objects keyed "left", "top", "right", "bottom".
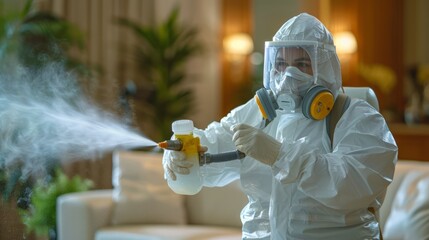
[{"left": 163, "top": 13, "right": 397, "bottom": 240}]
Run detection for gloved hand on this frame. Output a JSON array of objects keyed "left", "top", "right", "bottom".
[
  {"left": 164, "top": 146, "right": 208, "bottom": 181},
  {"left": 164, "top": 150, "right": 193, "bottom": 181},
  {"left": 231, "top": 124, "right": 281, "bottom": 166}
]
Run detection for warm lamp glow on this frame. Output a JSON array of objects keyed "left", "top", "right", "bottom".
[
  {"left": 223, "top": 33, "right": 254, "bottom": 55},
  {"left": 334, "top": 31, "right": 357, "bottom": 54}
]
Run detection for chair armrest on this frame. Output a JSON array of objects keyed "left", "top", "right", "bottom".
[{"left": 57, "top": 189, "right": 114, "bottom": 240}]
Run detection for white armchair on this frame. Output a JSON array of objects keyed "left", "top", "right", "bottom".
[{"left": 57, "top": 151, "right": 246, "bottom": 240}]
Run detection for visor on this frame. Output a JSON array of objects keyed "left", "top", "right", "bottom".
[{"left": 263, "top": 41, "right": 335, "bottom": 90}]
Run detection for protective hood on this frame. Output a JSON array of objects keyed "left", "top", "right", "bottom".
[{"left": 264, "top": 13, "right": 342, "bottom": 98}]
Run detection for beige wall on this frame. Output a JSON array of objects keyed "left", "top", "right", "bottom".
[{"left": 404, "top": 0, "right": 429, "bottom": 66}]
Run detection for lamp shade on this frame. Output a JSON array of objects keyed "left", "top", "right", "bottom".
[
  {"left": 333, "top": 31, "right": 357, "bottom": 54},
  {"left": 223, "top": 33, "right": 254, "bottom": 55}
]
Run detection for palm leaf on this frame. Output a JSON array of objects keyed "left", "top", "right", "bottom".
[
  {"left": 20, "top": 0, "right": 33, "bottom": 19},
  {"left": 118, "top": 6, "right": 202, "bottom": 141}
]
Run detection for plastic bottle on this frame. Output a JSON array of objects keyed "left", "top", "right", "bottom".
[{"left": 166, "top": 119, "right": 203, "bottom": 195}]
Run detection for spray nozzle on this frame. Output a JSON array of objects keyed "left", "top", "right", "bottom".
[{"left": 158, "top": 139, "right": 183, "bottom": 151}]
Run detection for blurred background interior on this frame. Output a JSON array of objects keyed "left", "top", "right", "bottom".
[{"left": 1, "top": 0, "right": 429, "bottom": 239}]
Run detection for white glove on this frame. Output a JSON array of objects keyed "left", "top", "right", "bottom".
[
  {"left": 231, "top": 124, "right": 281, "bottom": 166},
  {"left": 164, "top": 150, "right": 193, "bottom": 181}
]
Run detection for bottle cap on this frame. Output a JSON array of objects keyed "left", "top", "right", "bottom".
[{"left": 172, "top": 119, "right": 194, "bottom": 134}]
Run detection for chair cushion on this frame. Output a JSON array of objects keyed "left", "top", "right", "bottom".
[
  {"left": 111, "top": 150, "right": 186, "bottom": 225},
  {"left": 186, "top": 181, "right": 247, "bottom": 228},
  {"left": 383, "top": 161, "right": 429, "bottom": 239},
  {"left": 95, "top": 225, "right": 242, "bottom": 240}
]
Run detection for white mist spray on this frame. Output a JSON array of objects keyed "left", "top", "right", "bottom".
[{"left": 0, "top": 61, "right": 156, "bottom": 176}]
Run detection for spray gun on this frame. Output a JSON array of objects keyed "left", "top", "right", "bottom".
[
  {"left": 159, "top": 119, "right": 245, "bottom": 195},
  {"left": 158, "top": 139, "right": 246, "bottom": 165}
]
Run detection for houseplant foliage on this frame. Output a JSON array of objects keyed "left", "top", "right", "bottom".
[
  {"left": 20, "top": 168, "right": 93, "bottom": 239},
  {"left": 118, "top": 7, "right": 202, "bottom": 142},
  {"left": 1, "top": 0, "right": 85, "bottom": 69}
]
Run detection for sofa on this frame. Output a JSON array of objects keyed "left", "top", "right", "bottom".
[
  {"left": 58, "top": 150, "right": 246, "bottom": 240},
  {"left": 57, "top": 149, "right": 429, "bottom": 240}
]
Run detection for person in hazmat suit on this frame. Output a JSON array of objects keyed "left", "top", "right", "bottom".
[{"left": 163, "top": 13, "right": 398, "bottom": 240}]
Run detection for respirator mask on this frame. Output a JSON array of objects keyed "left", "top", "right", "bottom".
[{"left": 255, "top": 41, "right": 335, "bottom": 121}]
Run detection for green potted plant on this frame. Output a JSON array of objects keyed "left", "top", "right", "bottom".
[
  {"left": 117, "top": 7, "right": 202, "bottom": 142},
  {"left": 20, "top": 168, "right": 93, "bottom": 240}
]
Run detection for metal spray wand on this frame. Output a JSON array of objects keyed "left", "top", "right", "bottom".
[{"left": 158, "top": 140, "right": 245, "bottom": 165}]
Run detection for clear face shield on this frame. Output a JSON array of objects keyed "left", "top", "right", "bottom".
[{"left": 263, "top": 41, "right": 319, "bottom": 97}]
